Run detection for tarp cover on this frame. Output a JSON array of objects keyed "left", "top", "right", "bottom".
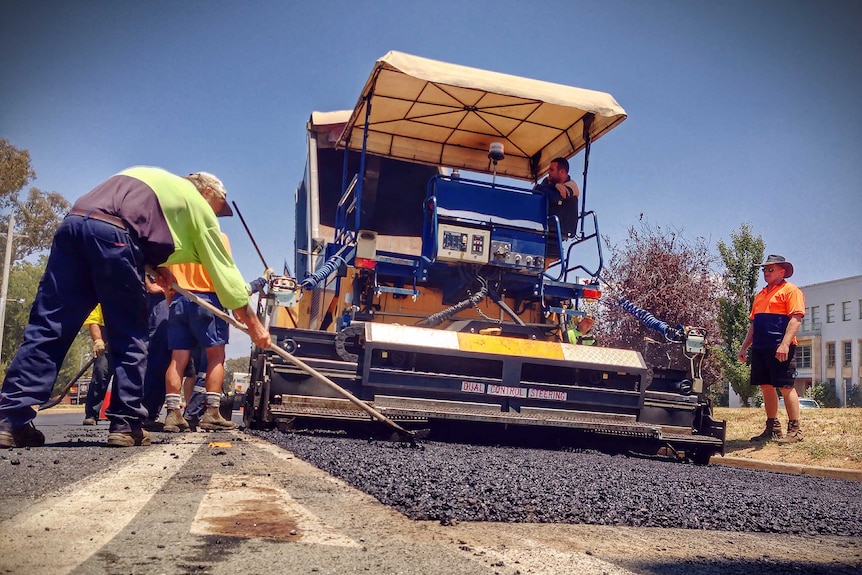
[{"left": 337, "top": 51, "right": 627, "bottom": 182}]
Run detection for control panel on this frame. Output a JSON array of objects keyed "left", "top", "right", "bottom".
[
  {"left": 489, "top": 240, "right": 544, "bottom": 271},
  {"left": 436, "top": 223, "right": 491, "bottom": 264}
]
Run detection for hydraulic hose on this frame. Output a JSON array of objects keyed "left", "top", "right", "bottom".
[
  {"left": 417, "top": 285, "right": 489, "bottom": 328},
  {"left": 617, "top": 298, "right": 684, "bottom": 342},
  {"left": 300, "top": 254, "right": 346, "bottom": 290}
]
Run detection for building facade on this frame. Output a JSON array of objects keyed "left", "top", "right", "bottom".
[{"left": 795, "top": 275, "right": 862, "bottom": 406}]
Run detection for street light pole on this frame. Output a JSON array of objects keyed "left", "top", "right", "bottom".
[{"left": 0, "top": 212, "right": 15, "bottom": 363}]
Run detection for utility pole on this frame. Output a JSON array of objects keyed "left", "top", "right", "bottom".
[{"left": 0, "top": 212, "right": 14, "bottom": 363}]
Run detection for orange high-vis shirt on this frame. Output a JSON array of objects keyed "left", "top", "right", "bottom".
[
  {"left": 749, "top": 280, "right": 805, "bottom": 348},
  {"left": 169, "top": 233, "right": 231, "bottom": 292}
]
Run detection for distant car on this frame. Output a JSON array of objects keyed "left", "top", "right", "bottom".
[{"left": 778, "top": 397, "right": 821, "bottom": 409}]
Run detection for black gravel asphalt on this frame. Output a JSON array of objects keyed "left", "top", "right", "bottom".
[{"left": 250, "top": 428, "right": 862, "bottom": 536}]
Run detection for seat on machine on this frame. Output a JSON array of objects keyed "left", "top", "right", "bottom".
[{"left": 545, "top": 196, "right": 580, "bottom": 263}]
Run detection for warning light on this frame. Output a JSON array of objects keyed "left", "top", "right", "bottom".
[
  {"left": 582, "top": 288, "right": 602, "bottom": 300},
  {"left": 354, "top": 257, "right": 377, "bottom": 270}
]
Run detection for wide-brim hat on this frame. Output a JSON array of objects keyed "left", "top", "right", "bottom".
[{"left": 758, "top": 254, "right": 793, "bottom": 278}]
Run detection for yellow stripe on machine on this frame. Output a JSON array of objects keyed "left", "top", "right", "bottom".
[
  {"left": 365, "top": 322, "right": 566, "bottom": 359},
  {"left": 457, "top": 332, "right": 565, "bottom": 359}
]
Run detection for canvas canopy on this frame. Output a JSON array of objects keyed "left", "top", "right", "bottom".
[{"left": 337, "top": 51, "right": 627, "bottom": 182}]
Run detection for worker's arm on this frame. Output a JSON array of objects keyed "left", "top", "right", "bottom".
[
  {"left": 776, "top": 313, "right": 803, "bottom": 362},
  {"left": 737, "top": 323, "right": 754, "bottom": 363},
  {"left": 232, "top": 304, "right": 272, "bottom": 350},
  {"left": 88, "top": 324, "right": 106, "bottom": 356}
]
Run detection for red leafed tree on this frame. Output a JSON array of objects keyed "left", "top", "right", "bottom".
[{"left": 595, "top": 221, "right": 723, "bottom": 387}]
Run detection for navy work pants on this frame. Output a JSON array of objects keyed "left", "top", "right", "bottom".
[
  {"left": 142, "top": 294, "right": 169, "bottom": 420},
  {"left": 0, "top": 215, "right": 149, "bottom": 433},
  {"left": 184, "top": 346, "right": 208, "bottom": 421},
  {"left": 85, "top": 351, "right": 112, "bottom": 420}
]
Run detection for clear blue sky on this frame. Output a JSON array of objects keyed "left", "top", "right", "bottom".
[{"left": 2, "top": 0, "right": 860, "bottom": 358}]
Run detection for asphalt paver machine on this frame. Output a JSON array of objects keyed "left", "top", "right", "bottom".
[{"left": 244, "top": 51, "right": 725, "bottom": 463}]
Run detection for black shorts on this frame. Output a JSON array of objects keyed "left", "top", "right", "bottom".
[{"left": 750, "top": 346, "right": 796, "bottom": 388}]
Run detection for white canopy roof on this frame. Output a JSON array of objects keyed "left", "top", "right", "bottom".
[{"left": 336, "top": 51, "right": 627, "bottom": 181}]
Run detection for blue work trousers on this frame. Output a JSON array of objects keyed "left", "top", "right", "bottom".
[
  {"left": 0, "top": 215, "right": 149, "bottom": 433},
  {"left": 142, "top": 294, "right": 169, "bottom": 420},
  {"left": 184, "top": 347, "right": 208, "bottom": 421},
  {"left": 85, "top": 351, "right": 112, "bottom": 419}
]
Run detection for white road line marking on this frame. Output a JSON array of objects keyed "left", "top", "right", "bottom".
[
  {"left": 191, "top": 472, "right": 359, "bottom": 547},
  {"left": 0, "top": 441, "right": 200, "bottom": 575}
]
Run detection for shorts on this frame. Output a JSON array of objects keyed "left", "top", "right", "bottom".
[
  {"left": 167, "top": 292, "right": 229, "bottom": 351},
  {"left": 750, "top": 345, "right": 796, "bottom": 388}
]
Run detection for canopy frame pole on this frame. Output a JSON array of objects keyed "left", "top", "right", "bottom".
[
  {"left": 355, "top": 89, "right": 375, "bottom": 236},
  {"left": 579, "top": 113, "right": 594, "bottom": 238}
]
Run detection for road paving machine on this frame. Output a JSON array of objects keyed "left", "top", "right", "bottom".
[{"left": 243, "top": 51, "right": 725, "bottom": 463}]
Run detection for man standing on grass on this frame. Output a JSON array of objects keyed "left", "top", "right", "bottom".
[{"left": 737, "top": 254, "right": 805, "bottom": 444}]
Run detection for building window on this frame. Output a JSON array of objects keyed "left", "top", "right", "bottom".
[
  {"left": 859, "top": 340, "right": 862, "bottom": 366},
  {"left": 826, "top": 304, "right": 835, "bottom": 323},
  {"left": 811, "top": 305, "right": 820, "bottom": 328},
  {"left": 843, "top": 341, "right": 852, "bottom": 367},
  {"left": 843, "top": 301, "right": 851, "bottom": 321},
  {"left": 826, "top": 342, "right": 836, "bottom": 368},
  {"left": 796, "top": 345, "right": 811, "bottom": 369},
  {"left": 859, "top": 299, "right": 862, "bottom": 320}
]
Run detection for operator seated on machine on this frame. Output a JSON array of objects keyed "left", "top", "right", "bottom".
[{"left": 533, "top": 157, "right": 580, "bottom": 239}]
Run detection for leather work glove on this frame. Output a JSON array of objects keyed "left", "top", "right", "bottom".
[
  {"left": 93, "top": 339, "right": 106, "bottom": 357},
  {"left": 263, "top": 267, "right": 274, "bottom": 279}
]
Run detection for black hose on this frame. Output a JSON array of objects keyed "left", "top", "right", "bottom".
[{"left": 417, "top": 285, "right": 489, "bottom": 328}]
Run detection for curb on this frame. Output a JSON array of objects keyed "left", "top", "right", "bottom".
[{"left": 711, "top": 455, "right": 862, "bottom": 482}]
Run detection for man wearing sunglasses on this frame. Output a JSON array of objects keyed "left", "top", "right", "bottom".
[{"left": 737, "top": 254, "right": 806, "bottom": 444}]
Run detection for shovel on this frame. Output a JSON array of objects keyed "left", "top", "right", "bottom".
[{"left": 40, "top": 355, "right": 97, "bottom": 410}]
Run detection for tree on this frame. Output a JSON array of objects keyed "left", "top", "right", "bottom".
[
  {"left": 0, "top": 188, "right": 71, "bottom": 260},
  {"left": 0, "top": 140, "right": 81, "bottom": 387},
  {"left": 811, "top": 382, "right": 840, "bottom": 408},
  {"left": 0, "top": 256, "right": 92, "bottom": 388},
  {"left": 596, "top": 221, "right": 722, "bottom": 394},
  {"left": 0, "top": 139, "right": 70, "bottom": 259},
  {"left": 224, "top": 356, "right": 252, "bottom": 389},
  {"left": 0, "top": 139, "right": 36, "bottom": 209},
  {"left": 0, "top": 257, "right": 46, "bottom": 367},
  {"left": 716, "top": 223, "right": 764, "bottom": 407}
]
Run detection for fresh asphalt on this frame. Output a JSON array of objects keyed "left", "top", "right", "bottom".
[{"left": 0, "top": 409, "right": 859, "bottom": 575}]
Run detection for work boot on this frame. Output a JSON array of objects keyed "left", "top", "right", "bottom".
[
  {"left": 141, "top": 418, "right": 164, "bottom": 432},
  {"left": 184, "top": 415, "right": 200, "bottom": 432},
  {"left": 750, "top": 418, "right": 783, "bottom": 443},
  {"left": 200, "top": 410, "right": 236, "bottom": 431},
  {"left": 162, "top": 409, "right": 191, "bottom": 433},
  {"left": 778, "top": 420, "right": 803, "bottom": 444},
  {"left": 82, "top": 417, "right": 97, "bottom": 426},
  {"left": 0, "top": 422, "right": 46, "bottom": 449},
  {"left": 106, "top": 429, "right": 151, "bottom": 447}
]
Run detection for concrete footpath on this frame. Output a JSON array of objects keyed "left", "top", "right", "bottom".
[{"left": 712, "top": 455, "right": 862, "bottom": 481}]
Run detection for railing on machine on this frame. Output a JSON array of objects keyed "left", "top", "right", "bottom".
[
  {"left": 333, "top": 173, "right": 359, "bottom": 245},
  {"left": 543, "top": 209, "right": 604, "bottom": 283}
]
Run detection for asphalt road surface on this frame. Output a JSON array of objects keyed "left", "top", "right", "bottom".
[{"left": 0, "top": 410, "right": 859, "bottom": 575}]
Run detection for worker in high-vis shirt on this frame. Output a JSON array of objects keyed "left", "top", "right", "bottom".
[
  {"left": 566, "top": 316, "right": 596, "bottom": 346},
  {"left": 162, "top": 233, "right": 236, "bottom": 433},
  {"left": 82, "top": 305, "right": 113, "bottom": 426},
  {"left": 0, "top": 167, "right": 271, "bottom": 450}
]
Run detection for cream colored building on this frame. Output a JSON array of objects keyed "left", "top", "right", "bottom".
[{"left": 795, "top": 275, "right": 862, "bottom": 406}]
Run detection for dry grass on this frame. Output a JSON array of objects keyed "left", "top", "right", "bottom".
[{"left": 714, "top": 407, "right": 862, "bottom": 470}]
